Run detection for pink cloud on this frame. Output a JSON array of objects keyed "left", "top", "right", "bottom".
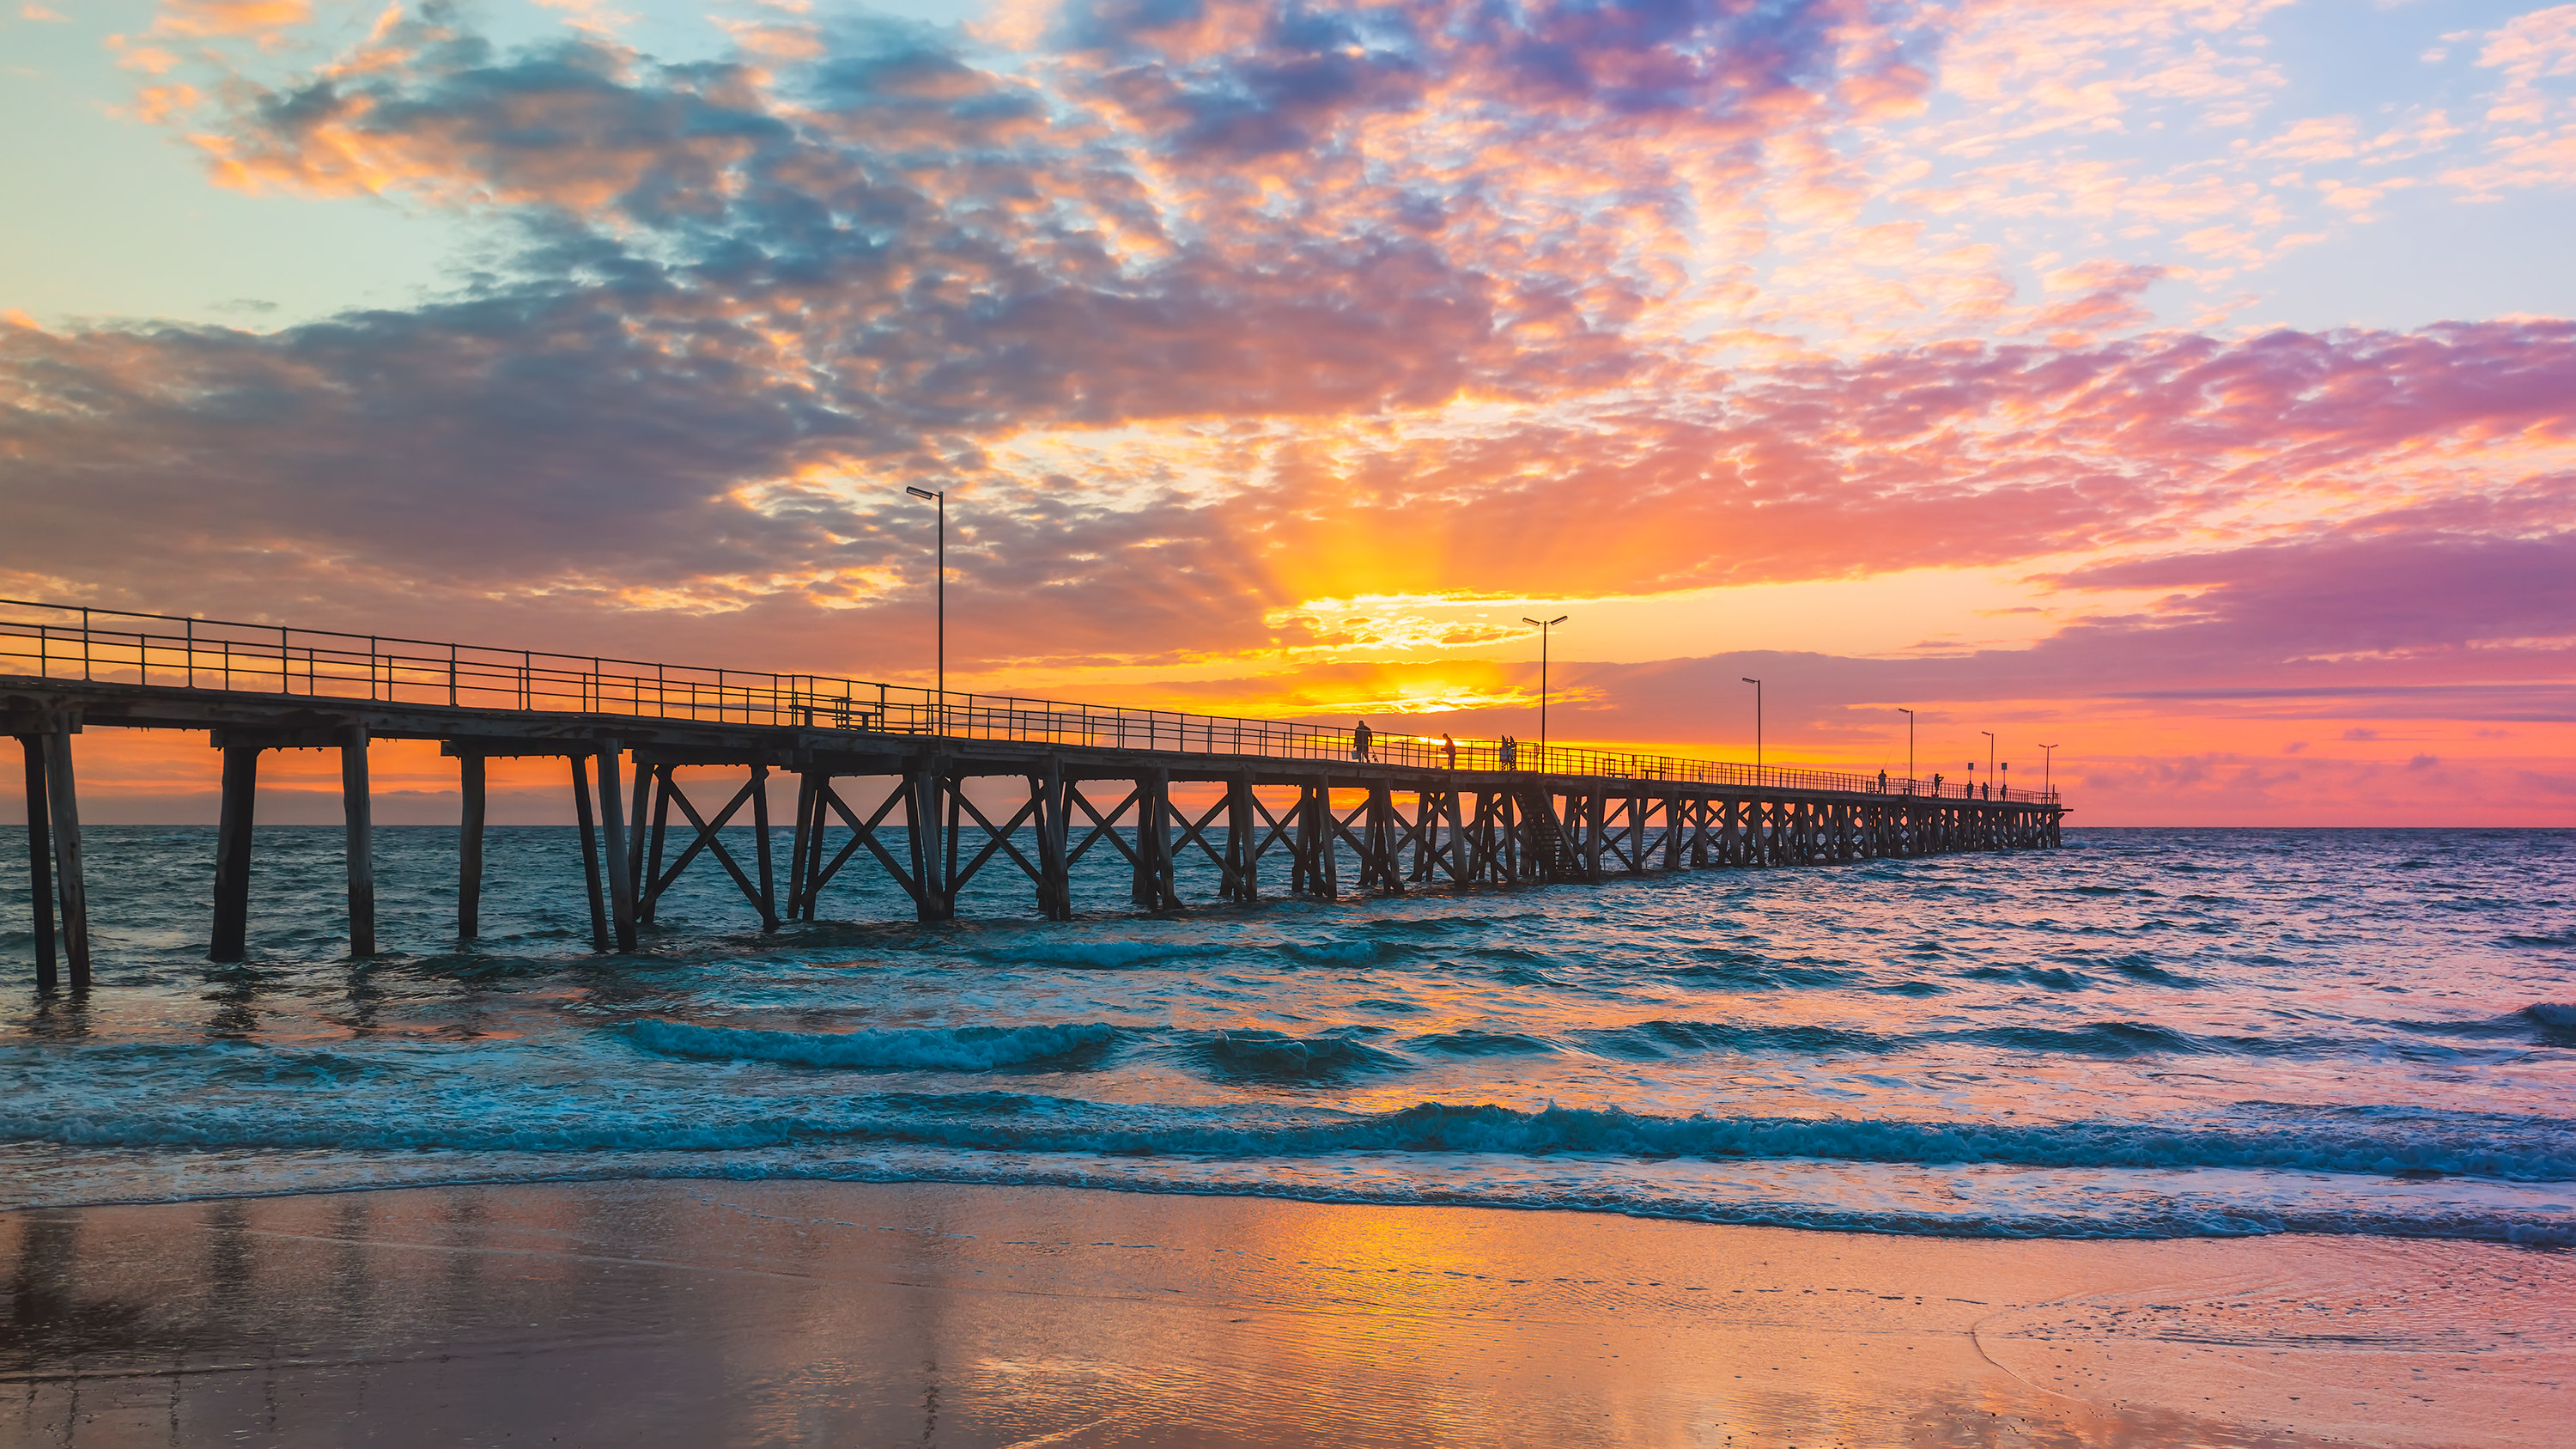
[
  {"left": 2, "top": 1, "right": 2568, "bottom": 825},
  {"left": 151, "top": 0, "right": 310, "bottom": 40}
]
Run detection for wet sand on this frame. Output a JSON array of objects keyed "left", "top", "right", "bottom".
[{"left": 3, "top": 1181, "right": 2567, "bottom": 1446}]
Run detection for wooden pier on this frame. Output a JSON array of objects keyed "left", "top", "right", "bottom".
[{"left": 4, "top": 601, "right": 2063, "bottom": 990}]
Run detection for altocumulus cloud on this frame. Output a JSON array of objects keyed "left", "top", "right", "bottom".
[{"left": 1, "top": 0, "right": 2573, "bottom": 702}]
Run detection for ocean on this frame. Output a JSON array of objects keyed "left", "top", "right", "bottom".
[{"left": 4, "top": 825, "right": 2572, "bottom": 1245}]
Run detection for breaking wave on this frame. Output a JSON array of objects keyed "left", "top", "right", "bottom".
[
  {"left": 9, "top": 1081, "right": 2570, "bottom": 1183},
  {"left": 625, "top": 1020, "right": 1118, "bottom": 1071},
  {"left": 9, "top": 825, "right": 2574, "bottom": 1245}
]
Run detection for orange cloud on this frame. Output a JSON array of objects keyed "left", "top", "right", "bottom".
[
  {"left": 7, "top": 0, "right": 2571, "bottom": 825},
  {"left": 151, "top": 0, "right": 311, "bottom": 40}
]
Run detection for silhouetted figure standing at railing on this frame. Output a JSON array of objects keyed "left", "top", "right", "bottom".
[
  {"left": 1500, "top": 735, "right": 1517, "bottom": 770},
  {"left": 1443, "top": 733, "right": 1456, "bottom": 769},
  {"left": 1352, "top": 720, "right": 1372, "bottom": 762},
  {"left": 1877, "top": 769, "right": 1886, "bottom": 794}
]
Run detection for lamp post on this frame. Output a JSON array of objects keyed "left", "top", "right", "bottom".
[
  {"left": 1980, "top": 730, "right": 1994, "bottom": 800},
  {"left": 904, "top": 486, "right": 945, "bottom": 728},
  {"left": 1742, "top": 678, "right": 1762, "bottom": 785},
  {"left": 1896, "top": 707, "right": 1914, "bottom": 795},
  {"left": 2038, "top": 743, "right": 2058, "bottom": 801},
  {"left": 1522, "top": 614, "right": 1569, "bottom": 763}
]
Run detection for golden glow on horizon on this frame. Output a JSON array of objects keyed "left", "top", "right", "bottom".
[{"left": 1248, "top": 564, "right": 2177, "bottom": 669}]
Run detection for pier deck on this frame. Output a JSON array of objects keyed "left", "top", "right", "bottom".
[{"left": 4, "top": 600, "right": 2062, "bottom": 991}]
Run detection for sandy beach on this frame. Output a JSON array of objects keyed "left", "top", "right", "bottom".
[{"left": 4, "top": 1180, "right": 2567, "bottom": 1446}]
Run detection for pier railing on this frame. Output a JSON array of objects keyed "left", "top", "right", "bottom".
[{"left": 0, "top": 600, "right": 2059, "bottom": 803}]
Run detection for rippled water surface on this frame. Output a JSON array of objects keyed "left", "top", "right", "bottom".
[{"left": 5, "top": 825, "right": 2572, "bottom": 1242}]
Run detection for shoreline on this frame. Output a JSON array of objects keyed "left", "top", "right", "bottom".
[
  {"left": 6, "top": 1178, "right": 2567, "bottom": 1446},
  {"left": 9, "top": 1135, "right": 2572, "bottom": 1247}
]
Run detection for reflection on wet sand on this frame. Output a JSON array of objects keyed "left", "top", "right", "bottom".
[{"left": 5, "top": 1181, "right": 2564, "bottom": 1446}]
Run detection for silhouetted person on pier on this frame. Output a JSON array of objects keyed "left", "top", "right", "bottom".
[
  {"left": 1352, "top": 720, "right": 1372, "bottom": 761},
  {"left": 1443, "top": 733, "right": 1456, "bottom": 769},
  {"left": 1500, "top": 735, "right": 1517, "bottom": 770},
  {"left": 1877, "top": 769, "right": 1887, "bottom": 793},
  {"left": 1932, "top": 772, "right": 1943, "bottom": 796}
]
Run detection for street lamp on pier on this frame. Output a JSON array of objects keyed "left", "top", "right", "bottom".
[
  {"left": 1522, "top": 614, "right": 1569, "bottom": 761},
  {"left": 1742, "top": 678, "right": 1762, "bottom": 786},
  {"left": 904, "top": 486, "right": 945, "bottom": 728},
  {"left": 2038, "top": 743, "right": 2058, "bottom": 800},
  {"left": 1896, "top": 707, "right": 1914, "bottom": 795},
  {"left": 1980, "top": 730, "right": 1995, "bottom": 800}
]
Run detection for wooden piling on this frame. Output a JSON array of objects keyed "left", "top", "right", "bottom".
[
  {"left": 1298, "top": 778, "right": 1319, "bottom": 892},
  {"left": 1441, "top": 787, "right": 1466, "bottom": 886},
  {"left": 596, "top": 742, "right": 638, "bottom": 951},
  {"left": 642, "top": 765, "right": 673, "bottom": 924},
  {"left": 635, "top": 766, "right": 665, "bottom": 924},
  {"left": 1130, "top": 770, "right": 1176, "bottom": 910},
  {"left": 945, "top": 773, "right": 966, "bottom": 914},
  {"left": 626, "top": 762, "right": 652, "bottom": 921},
  {"left": 1583, "top": 786, "right": 1607, "bottom": 884},
  {"left": 1129, "top": 775, "right": 1157, "bottom": 907},
  {"left": 18, "top": 736, "right": 58, "bottom": 991},
  {"left": 1377, "top": 782, "right": 1404, "bottom": 892},
  {"left": 457, "top": 753, "right": 485, "bottom": 940},
  {"left": 1360, "top": 780, "right": 1400, "bottom": 892},
  {"left": 787, "top": 770, "right": 818, "bottom": 920},
  {"left": 803, "top": 774, "right": 831, "bottom": 919},
  {"left": 210, "top": 744, "right": 260, "bottom": 961},
  {"left": 39, "top": 730, "right": 89, "bottom": 993},
  {"left": 1225, "top": 773, "right": 1257, "bottom": 902},
  {"left": 1455, "top": 790, "right": 1484, "bottom": 882},
  {"left": 751, "top": 764, "right": 776, "bottom": 931},
  {"left": 1294, "top": 780, "right": 1340, "bottom": 898},
  {"left": 907, "top": 762, "right": 950, "bottom": 922},
  {"left": 1156, "top": 776, "right": 1180, "bottom": 908},
  {"left": 341, "top": 724, "right": 375, "bottom": 958},
  {"left": 904, "top": 768, "right": 930, "bottom": 916},
  {"left": 571, "top": 753, "right": 609, "bottom": 951},
  {"left": 1033, "top": 760, "right": 1072, "bottom": 920}
]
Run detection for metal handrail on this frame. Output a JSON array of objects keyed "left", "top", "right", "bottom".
[{"left": 0, "top": 599, "right": 2063, "bottom": 804}]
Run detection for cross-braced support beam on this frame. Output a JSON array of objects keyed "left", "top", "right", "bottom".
[{"left": 635, "top": 764, "right": 780, "bottom": 932}]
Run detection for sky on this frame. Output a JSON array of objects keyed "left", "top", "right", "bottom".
[{"left": 2, "top": 0, "right": 2572, "bottom": 826}]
